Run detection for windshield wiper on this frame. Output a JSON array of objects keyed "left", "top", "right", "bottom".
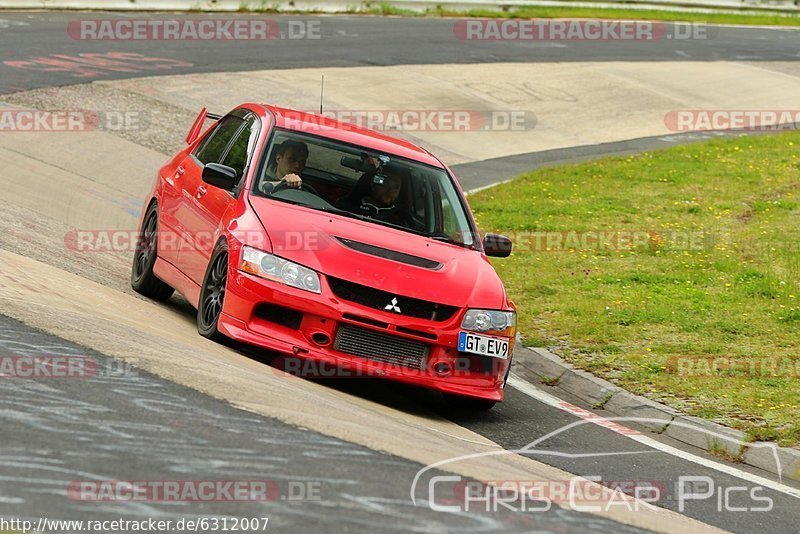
[
  {"left": 428, "top": 234, "right": 475, "bottom": 250},
  {"left": 317, "top": 206, "right": 423, "bottom": 234},
  {"left": 265, "top": 198, "right": 363, "bottom": 219},
  {"left": 285, "top": 204, "right": 475, "bottom": 248},
  {"left": 315, "top": 206, "right": 374, "bottom": 223},
  {"left": 357, "top": 220, "right": 475, "bottom": 249}
]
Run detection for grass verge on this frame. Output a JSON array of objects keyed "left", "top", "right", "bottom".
[
  {"left": 468, "top": 130, "right": 800, "bottom": 446},
  {"left": 238, "top": 1, "right": 800, "bottom": 27}
]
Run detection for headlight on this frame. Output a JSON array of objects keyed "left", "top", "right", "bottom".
[
  {"left": 240, "top": 246, "right": 321, "bottom": 294},
  {"left": 461, "top": 309, "right": 516, "bottom": 336}
]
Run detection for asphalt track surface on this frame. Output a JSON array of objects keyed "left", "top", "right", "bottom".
[
  {"left": 452, "top": 130, "right": 758, "bottom": 190},
  {"left": 1, "top": 13, "right": 800, "bottom": 95},
  {"left": 1, "top": 10, "right": 800, "bottom": 534},
  {"left": 3, "top": 12, "right": 799, "bottom": 180},
  {"left": 0, "top": 315, "right": 650, "bottom": 533}
]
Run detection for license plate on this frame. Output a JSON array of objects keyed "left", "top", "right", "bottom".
[{"left": 458, "top": 332, "right": 509, "bottom": 359}]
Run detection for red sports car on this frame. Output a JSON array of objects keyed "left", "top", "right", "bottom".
[{"left": 131, "top": 103, "right": 516, "bottom": 409}]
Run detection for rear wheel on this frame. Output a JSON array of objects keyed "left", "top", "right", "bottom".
[
  {"left": 131, "top": 203, "right": 174, "bottom": 301},
  {"left": 197, "top": 241, "right": 229, "bottom": 342}
]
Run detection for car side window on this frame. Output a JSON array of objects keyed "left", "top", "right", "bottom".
[
  {"left": 195, "top": 115, "right": 244, "bottom": 165},
  {"left": 221, "top": 115, "right": 258, "bottom": 181}
]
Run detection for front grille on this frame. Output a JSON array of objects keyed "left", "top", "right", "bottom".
[
  {"left": 334, "top": 324, "right": 429, "bottom": 370},
  {"left": 328, "top": 277, "right": 458, "bottom": 322}
]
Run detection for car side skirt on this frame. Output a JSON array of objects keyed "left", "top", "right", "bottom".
[{"left": 153, "top": 257, "right": 201, "bottom": 308}]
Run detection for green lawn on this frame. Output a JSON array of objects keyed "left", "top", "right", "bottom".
[
  {"left": 436, "top": 6, "right": 800, "bottom": 27},
  {"left": 239, "top": 1, "right": 800, "bottom": 27},
  {"left": 469, "top": 131, "right": 800, "bottom": 447}
]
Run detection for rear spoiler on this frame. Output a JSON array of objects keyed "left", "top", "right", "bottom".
[{"left": 185, "top": 107, "right": 223, "bottom": 145}]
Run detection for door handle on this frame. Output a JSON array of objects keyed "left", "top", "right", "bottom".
[
  {"left": 196, "top": 185, "right": 207, "bottom": 198},
  {"left": 175, "top": 166, "right": 186, "bottom": 177}
]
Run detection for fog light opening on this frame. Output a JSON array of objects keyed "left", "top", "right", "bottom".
[{"left": 311, "top": 332, "right": 332, "bottom": 346}]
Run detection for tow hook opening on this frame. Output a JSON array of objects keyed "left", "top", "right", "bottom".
[{"left": 434, "top": 362, "right": 452, "bottom": 377}]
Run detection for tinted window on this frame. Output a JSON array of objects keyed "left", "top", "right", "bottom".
[
  {"left": 195, "top": 115, "right": 244, "bottom": 165},
  {"left": 253, "top": 129, "right": 476, "bottom": 246},
  {"left": 221, "top": 115, "right": 258, "bottom": 180}
]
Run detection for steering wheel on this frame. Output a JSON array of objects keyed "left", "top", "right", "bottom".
[{"left": 272, "top": 180, "right": 320, "bottom": 197}]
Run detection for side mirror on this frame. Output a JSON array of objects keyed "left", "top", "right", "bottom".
[
  {"left": 483, "top": 233, "right": 512, "bottom": 258},
  {"left": 202, "top": 163, "right": 238, "bottom": 191}
]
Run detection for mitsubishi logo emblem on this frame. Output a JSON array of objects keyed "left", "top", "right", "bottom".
[{"left": 384, "top": 297, "right": 401, "bottom": 313}]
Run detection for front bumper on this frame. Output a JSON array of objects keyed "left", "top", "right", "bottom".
[{"left": 217, "top": 270, "right": 512, "bottom": 402}]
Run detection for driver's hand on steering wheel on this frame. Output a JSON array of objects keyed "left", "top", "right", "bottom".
[{"left": 281, "top": 173, "right": 302, "bottom": 188}]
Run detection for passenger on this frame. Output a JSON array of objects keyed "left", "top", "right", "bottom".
[
  {"left": 339, "top": 163, "right": 419, "bottom": 230},
  {"left": 261, "top": 139, "right": 308, "bottom": 192}
]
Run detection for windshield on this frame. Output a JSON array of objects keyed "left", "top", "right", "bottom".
[{"left": 251, "top": 129, "right": 476, "bottom": 247}]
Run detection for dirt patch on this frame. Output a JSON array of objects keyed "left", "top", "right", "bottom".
[{"left": 3, "top": 83, "right": 194, "bottom": 156}]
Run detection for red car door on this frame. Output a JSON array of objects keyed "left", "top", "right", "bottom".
[
  {"left": 156, "top": 155, "right": 190, "bottom": 266},
  {"left": 158, "top": 109, "right": 217, "bottom": 267},
  {"left": 180, "top": 111, "right": 261, "bottom": 284}
]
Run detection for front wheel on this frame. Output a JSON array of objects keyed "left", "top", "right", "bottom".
[
  {"left": 131, "top": 203, "right": 174, "bottom": 301},
  {"left": 197, "top": 240, "right": 229, "bottom": 342}
]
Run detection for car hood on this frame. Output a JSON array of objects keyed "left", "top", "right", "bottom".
[{"left": 248, "top": 197, "right": 507, "bottom": 309}]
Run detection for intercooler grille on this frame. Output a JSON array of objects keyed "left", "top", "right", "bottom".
[{"left": 334, "top": 324, "right": 429, "bottom": 370}]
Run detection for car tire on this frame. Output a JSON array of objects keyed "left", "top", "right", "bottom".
[
  {"left": 131, "top": 202, "right": 175, "bottom": 301},
  {"left": 443, "top": 393, "right": 497, "bottom": 411},
  {"left": 197, "top": 240, "right": 229, "bottom": 342}
]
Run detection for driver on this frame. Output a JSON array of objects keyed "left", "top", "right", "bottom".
[{"left": 260, "top": 140, "right": 308, "bottom": 192}]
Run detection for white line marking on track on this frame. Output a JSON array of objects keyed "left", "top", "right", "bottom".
[
  {"left": 465, "top": 178, "right": 515, "bottom": 196},
  {"left": 508, "top": 374, "right": 800, "bottom": 500}
]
